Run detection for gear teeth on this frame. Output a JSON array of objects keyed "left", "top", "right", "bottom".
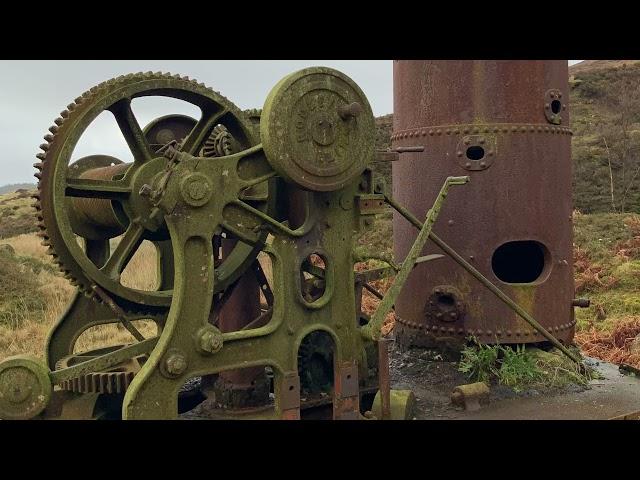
[
  {"left": 34, "top": 172, "right": 42, "bottom": 180},
  {"left": 30, "top": 193, "right": 40, "bottom": 200},
  {"left": 35, "top": 70, "right": 250, "bottom": 317}
]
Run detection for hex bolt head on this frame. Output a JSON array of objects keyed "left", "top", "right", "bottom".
[
  {"left": 163, "top": 351, "right": 187, "bottom": 377},
  {"left": 196, "top": 326, "right": 223, "bottom": 355}
]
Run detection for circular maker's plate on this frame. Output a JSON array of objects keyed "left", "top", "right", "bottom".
[{"left": 261, "top": 67, "right": 375, "bottom": 192}]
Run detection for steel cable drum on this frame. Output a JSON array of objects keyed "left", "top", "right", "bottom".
[
  {"left": 391, "top": 60, "right": 574, "bottom": 348},
  {"left": 261, "top": 67, "right": 375, "bottom": 192}
]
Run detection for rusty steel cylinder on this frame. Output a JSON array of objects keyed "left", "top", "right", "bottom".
[{"left": 392, "top": 60, "right": 574, "bottom": 347}]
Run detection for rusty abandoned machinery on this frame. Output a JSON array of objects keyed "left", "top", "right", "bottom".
[
  {"left": 392, "top": 60, "right": 579, "bottom": 350},
  {"left": 0, "top": 66, "right": 581, "bottom": 421},
  {"left": 0, "top": 67, "right": 463, "bottom": 420}
]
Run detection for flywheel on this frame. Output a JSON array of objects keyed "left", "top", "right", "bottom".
[{"left": 34, "top": 72, "right": 276, "bottom": 314}]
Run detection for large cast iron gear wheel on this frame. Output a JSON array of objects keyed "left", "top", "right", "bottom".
[{"left": 34, "top": 72, "right": 275, "bottom": 314}]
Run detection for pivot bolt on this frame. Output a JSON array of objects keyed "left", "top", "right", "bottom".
[
  {"left": 196, "top": 326, "right": 224, "bottom": 355},
  {"left": 163, "top": 351, "right": 187, "bottom": 377}
]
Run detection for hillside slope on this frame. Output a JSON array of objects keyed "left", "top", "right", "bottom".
[
  {"left": 570, "top": 60, "right": 640, "bottom": 76},
  {"left": 0, "top": 183, "right": 35, "bottom": 195},
  {"left": 571, "top": 61, "right": 640, "bottom": 213}
]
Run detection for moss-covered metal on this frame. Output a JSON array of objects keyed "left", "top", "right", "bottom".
[{"left": 0, "top": 66, "right": 477, "bottom": 420}]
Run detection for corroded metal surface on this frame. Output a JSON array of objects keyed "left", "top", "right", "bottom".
[{"left": 392, "top": 60, "right": 574, "bottom": 346}]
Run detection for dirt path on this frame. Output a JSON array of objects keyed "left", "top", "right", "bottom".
[{"left": 389, "top": 344, "right": 640, "bottom": 420}]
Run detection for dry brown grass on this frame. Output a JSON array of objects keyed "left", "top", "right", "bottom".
[
  {"left": 3, "top": 233, "right": 51, "bottom": 260},
  {"left": 573, "top": 244, "right": 618, "bottom": 294},
  {"left": 0, "top": 233, "right": 161, "bottom": 361},
  {"left": 575, "top": 317, "right": 640, "bottom": 368},
  {"left": 0, "top": 268, "right": 75, "bottom": 360}
]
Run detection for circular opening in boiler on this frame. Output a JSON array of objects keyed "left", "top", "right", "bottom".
[
  {"left": 491, "top": 241, "right": 550, "bottom": 284},
  {"left": 466, "top": 146, "right": 485, "bottom": 161},
  {"left": 551, "top": 100, "right": 562, "bottom": 114}
]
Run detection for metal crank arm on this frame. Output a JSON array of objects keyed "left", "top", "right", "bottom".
[{"left": 360, "top": 176, "right": 469, "bottom": 341}]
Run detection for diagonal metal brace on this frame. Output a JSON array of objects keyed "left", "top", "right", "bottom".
[
  {"left": 360, "top": 176, "right": 469, "bottom": 341},
  {"left": 384, "top": 190, "right": 586, "bottom": 371}
]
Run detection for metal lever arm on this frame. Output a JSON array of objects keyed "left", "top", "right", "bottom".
[{"left": 360, "top": 176, "right": 469, "bottom": 341}]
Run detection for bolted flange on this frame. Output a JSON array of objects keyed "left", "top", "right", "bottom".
[{"left": 195, "top": 325, "right": 224, "bottom": 355}]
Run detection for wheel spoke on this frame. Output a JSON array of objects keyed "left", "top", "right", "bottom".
[
  {"left": 65, "top": 177, "right": 131, "bottom": 199},
  {"left": 182, "top": 107, "right": 229, "bottom": 155},
  {"left": 100, "top": 223, "right": 145, "bottom": 279},
  {"left": 109, "top": 99, "right": 153, "bottom": 164}
]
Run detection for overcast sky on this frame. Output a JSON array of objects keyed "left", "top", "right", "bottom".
[{"left": 0, "top": 60, "right": 583, "bottom": 185}]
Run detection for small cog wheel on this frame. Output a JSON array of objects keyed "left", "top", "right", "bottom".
[{"left": 201, "top": 124, "right": 235, "bottom": 157}]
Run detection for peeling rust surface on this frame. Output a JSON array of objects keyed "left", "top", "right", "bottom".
[{"left": 392, "top": 60, "right": 574, "bottom": 345}]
